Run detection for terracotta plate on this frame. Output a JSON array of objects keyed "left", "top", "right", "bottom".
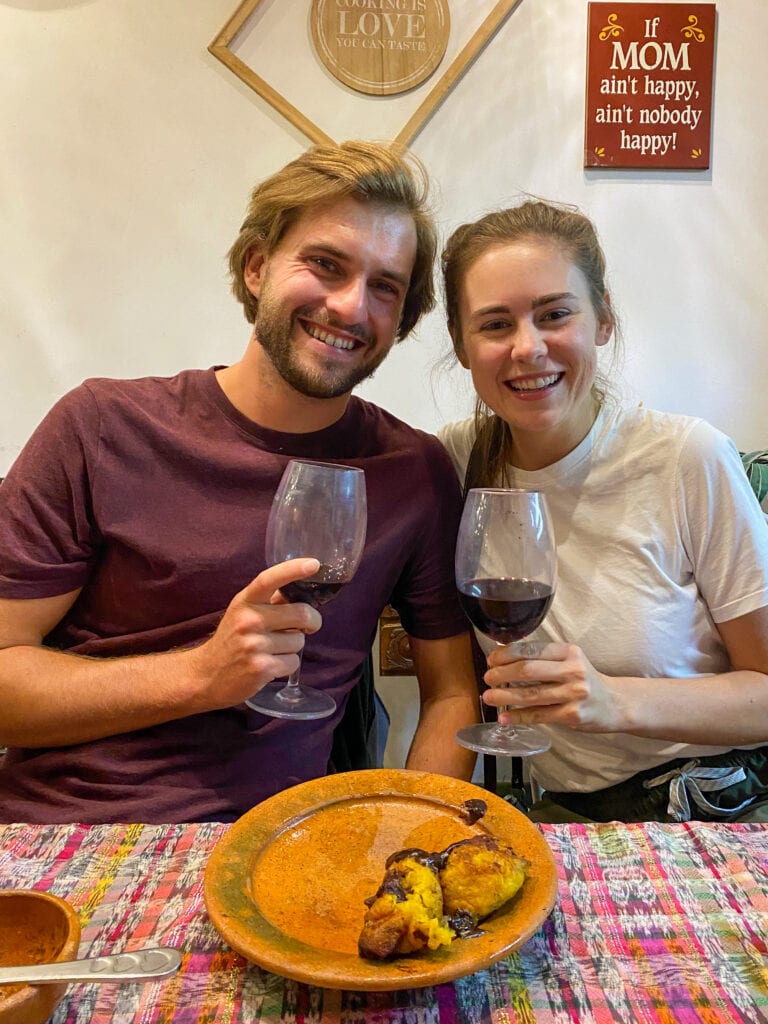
[{"left": 204, "top": 769, "right": 557, "bottom": 990}]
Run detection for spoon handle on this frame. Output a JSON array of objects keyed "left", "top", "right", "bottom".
[{"left": 0, "top": 947, "right": 182, "bottom": 985}]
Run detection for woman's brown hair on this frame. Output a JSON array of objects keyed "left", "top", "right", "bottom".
[{"left": 441, "top": 200, "right": 619, "bottom": 485}]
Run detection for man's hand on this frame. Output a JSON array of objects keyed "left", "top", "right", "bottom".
[
  {"left": 185, "top": 557, "right": 322, "bottom": 712},
  {"left": 0, "top": 558, "right": 325, "bottom": 747}
]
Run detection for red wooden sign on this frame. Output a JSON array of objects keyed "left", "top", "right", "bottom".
[{"left": 584, "top": 3, "right": 716, "bottom": 169}]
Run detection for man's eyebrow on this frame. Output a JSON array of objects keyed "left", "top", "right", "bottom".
[{"left": 304, "top": 243, "right": 410, "bottom": 289}]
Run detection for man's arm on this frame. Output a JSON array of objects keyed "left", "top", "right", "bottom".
[
  {"left": 404, "top": 632, "right": 479, "bottom": 780},
  {"left": 0, "top": 558, "right": 322, "bottom": 748}
]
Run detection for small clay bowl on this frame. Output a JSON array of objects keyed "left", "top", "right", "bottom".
[{"left": 0, "top": 889, "right": 81, "bottom": 1024}]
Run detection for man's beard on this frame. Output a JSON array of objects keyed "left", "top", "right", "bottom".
[{"left": 254, "top": 288, "right": 390, "bottom": 400}]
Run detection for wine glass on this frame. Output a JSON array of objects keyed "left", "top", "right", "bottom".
[
  {"left": 245, "top": 459, "right": 367, "bottom": 720},
  {"left": 454, "top": 488, "right": 556, "bottom": 757}
]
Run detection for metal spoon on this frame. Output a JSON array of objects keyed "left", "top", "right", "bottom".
[{"left": 0, "top": 947, "right": 182, "bottom": 985}]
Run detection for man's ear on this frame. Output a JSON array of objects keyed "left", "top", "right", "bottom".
[
  {"left": 243, "top": 247, "right": 267, "bottom": 299},
  {"left": 448, "top": 321, "right": 470, "bottom": 369}
]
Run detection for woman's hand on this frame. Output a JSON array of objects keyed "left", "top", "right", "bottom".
[{"left": 483, "top": 641, "right": 628, "bottom": 733}]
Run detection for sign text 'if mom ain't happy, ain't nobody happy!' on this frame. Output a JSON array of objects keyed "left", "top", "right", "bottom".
[{"left": 584, "top": 3, "right": 715, "bottom": 169}]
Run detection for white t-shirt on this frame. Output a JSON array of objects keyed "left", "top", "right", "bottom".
[{"left": 438, "top": 402, "right": 768, "bottom": 793}]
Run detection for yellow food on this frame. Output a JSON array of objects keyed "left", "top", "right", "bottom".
[
  {"left": 358, "top": 850, "right": 454, "bottom": 960},
  {"left": 359, "top": 835, "right": 529, "bottom": 960},
  {"left": 439, "top": 836, "right": 529, "bottom": 929}
]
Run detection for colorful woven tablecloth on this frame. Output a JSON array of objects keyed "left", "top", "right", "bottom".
[{"left": 1, "top": 821, "right": 767, "bottom": 1023}]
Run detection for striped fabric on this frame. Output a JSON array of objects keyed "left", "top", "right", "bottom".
[
  {"left": 1, "top": 821, "right": 766, "bottom": 1023},
  {"left": 742, "top": 449, "right": 768, "bottom": 508}
]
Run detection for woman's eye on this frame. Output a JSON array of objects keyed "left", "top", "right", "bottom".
[
  {"left": 541, "top": 308, "right": 571, "bottom": 323},
  {"left": 480, "top": 319, "right": 511, "bottom": 332}
]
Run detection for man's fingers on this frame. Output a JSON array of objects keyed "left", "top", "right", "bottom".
[{"left": 240, "top": 558, "right": 320, "bottom": 606}]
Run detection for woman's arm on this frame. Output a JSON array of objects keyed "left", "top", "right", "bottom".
[{"left": 482, "top": 605, "right": 768, "bottom": 746}]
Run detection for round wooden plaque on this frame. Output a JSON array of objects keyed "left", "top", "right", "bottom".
[{"left": 311, "top": 0, "right": 450, "bottom": 97}]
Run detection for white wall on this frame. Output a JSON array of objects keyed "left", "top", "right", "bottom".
[
  {"left": 3, "top": 0, "right": 767, "bottom": 470},
  {"left": 2, "top": 0, "right": 767, "bottom": 760}
]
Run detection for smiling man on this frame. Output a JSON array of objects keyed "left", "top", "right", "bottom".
[{"left": 0, "top": 142, "right": 479, "bottom": 824}]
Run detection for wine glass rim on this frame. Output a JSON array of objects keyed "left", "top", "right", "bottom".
[
  {"left": 467, "top": 487, "right": 543, "bottom": 495},
  {"left": 286, "top": 459, "right": 363, "bottom": 473}
]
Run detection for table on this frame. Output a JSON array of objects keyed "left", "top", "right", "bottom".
[{"left": 1, "top": 821, "right": 767, "bottom": 1023}]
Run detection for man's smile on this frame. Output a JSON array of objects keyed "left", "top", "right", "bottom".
[{"left": 300, "top": 317, "right": 367, "bottom": 353}]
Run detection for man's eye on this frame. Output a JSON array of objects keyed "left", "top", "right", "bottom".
[
  {"left": 372, "top": 280, "right": 399, "bottom": 297},
  {"left": 310, "top": 257, "right": 338, "bottom": 273}
]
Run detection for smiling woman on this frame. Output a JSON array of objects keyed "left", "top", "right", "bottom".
[{"left": 436, "top": 198, "right": 768, "bottom": 824}]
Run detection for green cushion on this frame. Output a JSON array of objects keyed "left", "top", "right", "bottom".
[{"left": 741, "top": 450, "right": 768, "bottom": 505}]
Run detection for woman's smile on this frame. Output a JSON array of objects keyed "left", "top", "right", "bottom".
[{"left": 456, "top": 237, "right": 611, "bottom": 466}]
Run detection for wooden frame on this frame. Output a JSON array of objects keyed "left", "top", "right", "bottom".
[
  {"left": 378, "top": 605, "right": 416, "bottom": 676},
  {"left": 209, "top": 0, "right": 522, "bottom": 147}
]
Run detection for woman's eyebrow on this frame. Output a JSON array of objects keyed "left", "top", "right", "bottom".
[
  {"left": 532, "top": 292, "right": 579, "bottom": 309},
  {"left": 471, "top": 303, "right": 511, "bottom": 318},
  {"left": 470, "top": 292, "right": 580, "bottom": 319}
]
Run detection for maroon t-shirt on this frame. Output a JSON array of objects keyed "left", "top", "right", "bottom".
[{"left": 0, "top": 369, "right": 467, "bottom": 823}]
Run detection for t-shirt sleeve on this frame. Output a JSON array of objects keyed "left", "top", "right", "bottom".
[
  {"left": 0, "top": 384, "right": 102, "bottom": 597},
  {"left": 436, "top": 416, "right": 476, "bottom": 483},
  {"left": 387, "top": 434, "right": 469, "bottom": 641},
  {"left": 677, "top": 420, "right": 768, "bottom": 623}
]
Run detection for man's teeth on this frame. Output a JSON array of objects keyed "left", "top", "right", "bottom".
[
  {"left": 307, "top": 325, "right": 356, "bottom": 350},
  {"left": 510, "top": 373, "right": 560, "bottom": 391}
]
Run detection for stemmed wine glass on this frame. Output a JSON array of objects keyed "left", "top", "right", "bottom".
[
  {"left": 246, "top": 459, "right": 367, "bottom": 720},
  {"left": 455, "top": 488, "right": 557, "bottom": 757}
]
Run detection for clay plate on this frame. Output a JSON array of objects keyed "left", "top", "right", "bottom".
[
  {"left": 204, "top": 769, "right": 557, "bottom": 990},
  {"left": 0, "top": 889, "right": 81, "bottom": 1024}
]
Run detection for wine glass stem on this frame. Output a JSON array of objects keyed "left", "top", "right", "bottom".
[
  {"left": 275, "top": 651, "right": 305, "bottom": 704},
  {"left": 496, "top": 643, "right": 516, "bottom": 720}
]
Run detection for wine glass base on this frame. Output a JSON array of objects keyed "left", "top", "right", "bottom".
[
  {"left": 456, "top": 723, "right": 551, "bottom": 757},
  {"left": 245, "top": 680, "right": 336, "bottom": 720}
]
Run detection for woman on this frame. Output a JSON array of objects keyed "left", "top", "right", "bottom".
[{"left": 438, "top": 200, "right": 768, "bottom": 823}]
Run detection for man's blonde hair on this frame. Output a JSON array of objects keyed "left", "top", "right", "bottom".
[{"left": 228, "top": 140, "right": 437, "bottom": 340}]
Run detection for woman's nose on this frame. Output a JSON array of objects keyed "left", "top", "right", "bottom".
[{"left": 510, "top": 320, "right": 547, "bottom": 360}]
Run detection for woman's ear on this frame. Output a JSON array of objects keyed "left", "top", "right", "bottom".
[
  {"left": 243, "top": 247, "right": 267, "bottom": 299},
  {"left": 448, "top": 321, "right": 470, "bottom": 369},
  {"left": 596, "top": 293, "right": 614, "bottom": 347}
]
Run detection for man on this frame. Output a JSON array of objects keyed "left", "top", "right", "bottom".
[{"left": 0, "top": 141, "right": 478, "bottom": 823}]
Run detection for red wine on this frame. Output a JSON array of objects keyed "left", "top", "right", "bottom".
[
  {"left": 280, "top": 567, "right": 347, "bottom": 608},
  {"left": 459, "top": 577, "right": 554, "bottom": 643}
]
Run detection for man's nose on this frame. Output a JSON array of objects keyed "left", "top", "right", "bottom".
[{"left": 327, "top": 277, "right": 368, "bottom": 323}]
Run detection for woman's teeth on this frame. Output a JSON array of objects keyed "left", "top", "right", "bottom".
[{"left": 510, "top": 373, "right": 561, "bottom": 392}]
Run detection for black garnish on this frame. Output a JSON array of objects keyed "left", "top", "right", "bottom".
[{"left": 459, "top": 799, "right": 487, "bottom": 826}]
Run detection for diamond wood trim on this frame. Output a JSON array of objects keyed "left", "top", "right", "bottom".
[{"left": 209, "top": 0, "right": 522, "bottom": 147}]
